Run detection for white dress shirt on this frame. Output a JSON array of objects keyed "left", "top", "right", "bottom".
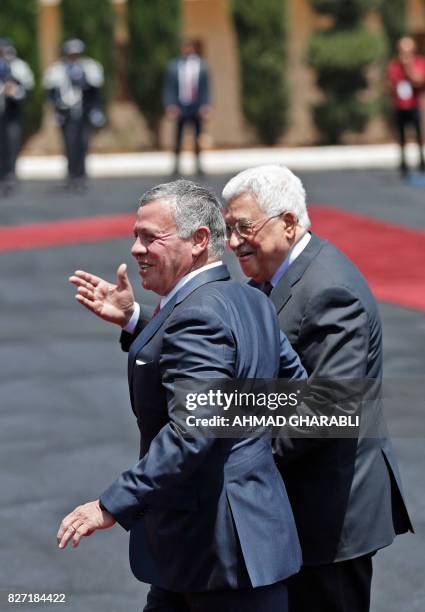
[{"left": 270, "top": 232, "right": 312, "bottom": 289}]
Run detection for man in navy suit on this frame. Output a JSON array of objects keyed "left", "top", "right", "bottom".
[
  {"left": 163, "top": 39, "right": 210, "bottom": 175},
  {"left": 58, "top": 180, "right": 306, "bottom": 611}
]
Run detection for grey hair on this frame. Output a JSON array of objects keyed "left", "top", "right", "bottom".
[
  {"left": 138, "top": 179, "right": 226, "bottom": 257},
  {"left": 222, "top": 165, "right": 311, "bottom": 230}
]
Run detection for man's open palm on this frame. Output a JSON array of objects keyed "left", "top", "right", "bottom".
[{"left": 69, "top": 263, "right": 135, "bottom": 327}]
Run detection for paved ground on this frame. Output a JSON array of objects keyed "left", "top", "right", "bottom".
[{"left": 0, "top": 169, "right": 424, "bottom": 611}]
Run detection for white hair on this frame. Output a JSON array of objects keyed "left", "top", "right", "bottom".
[{"left": 222, "top": 165, "right": 311, "bottom": 230}]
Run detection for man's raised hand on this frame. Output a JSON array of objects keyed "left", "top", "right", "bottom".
[{"left": 69, "top": 263, "right": 135, "bottom": 327}]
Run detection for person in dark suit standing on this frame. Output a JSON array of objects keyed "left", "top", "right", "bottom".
[
  {"left": 221, "top": 165, "right": 413, "bottom": 612},
  {"left": 43, "top": 39, "right": 104, "bottom": 191},
  {"left": 58, "top": 180, "right": 307, "bottom": 612},
  {"left": 0, "top": 38, "right": 34, "bottom": 195},
  {"left": 163, "top": 39, "right": 210, "bottom": 176}
]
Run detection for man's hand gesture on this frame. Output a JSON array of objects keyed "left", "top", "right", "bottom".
[
  {"left": 69, "top": 263, "right": 135, "bottom": 327},
  {"left": 57, "top": 500, "right": 116, "bottom": 549}
]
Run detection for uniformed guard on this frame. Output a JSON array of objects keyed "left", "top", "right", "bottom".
[
  {"left": 43, "top": 39, "right": 104, "bottom": 191},
  {"left": 0, "top": 38, "right": 34, "bottom": 195}
]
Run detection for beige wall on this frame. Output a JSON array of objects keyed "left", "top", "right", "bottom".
[
  {"left": 285, "top": 0, "right": 317, "bottom": 145},
  {"left": 30, "top": 0, "right": 425, "bottom": 153}
]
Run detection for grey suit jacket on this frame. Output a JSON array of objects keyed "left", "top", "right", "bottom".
[
  {"left": 268, "top": 233, "right": 413, "bottom": 565},
  {"left": 102, "top": 265, "right": 304, "bottom": 591}
]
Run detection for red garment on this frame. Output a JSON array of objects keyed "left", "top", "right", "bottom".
[{"left": 387, "top": 55, "right": 425, "bottom": 109}]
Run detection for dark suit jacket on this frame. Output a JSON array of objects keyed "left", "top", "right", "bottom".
[
  {"left": 101, "top": 265, "right": 304, "bottom": 592},
  {"left": 267, "top": 234, "right": 413, "bottom": 565},
  {"left": 163, "top": 56, "right": 210, "bottom": 111}
]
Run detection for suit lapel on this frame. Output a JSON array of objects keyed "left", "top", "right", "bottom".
[
  {"left": 128, "top": 296, "right": 177, "bottom": 374},
  {"left": 128, "top": 264, "right": 231, "bottom": 382},
  {"left": 270, "top": 234, "right": 325, "bottom": 313},
  {"left": 174, "top": 264, "right": 230, "bottom": 306}
]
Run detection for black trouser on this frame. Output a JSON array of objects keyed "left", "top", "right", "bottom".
[
  {"left": 286, "top": 553, "right": 373, "bottom": 612},
  {"left": 174, "top": 108, "right": 202, "bottom": 170},
  {"left": 0, "top": 115, "right": 22, "bottom": 181},
  {"left": 395, "top": 108, "right": 425, "bottom": 173},
  {"left": 144, "top": 581, "right": 288, "bottom": 612},
  {"left": 61, "top": 116, "right": 91, "bottom": 180}
]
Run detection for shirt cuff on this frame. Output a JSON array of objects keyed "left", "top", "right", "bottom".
[{"left": 123, "top": 302, "right": 140, "bottom": 334}]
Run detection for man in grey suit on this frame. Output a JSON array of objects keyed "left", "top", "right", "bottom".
[
  {"left": 58, "top": 180, "right": 306, "bottom": 611},
  {"left": 163, "top": 39, "right": 210, "bottom": 175},
  {"left": 222, "top": 165, "right": 413, "bottom": 612}
]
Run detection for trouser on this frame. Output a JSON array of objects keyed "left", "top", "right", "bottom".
[
  {"left": 174, "top": 110, "right": 202, "bottom": 171},
  {"left": 286, "top": 553, "right": 373, "bottom": 612},
  {"left": 395, "top": 108, "right": 425, "bottom": 173},
  {"left": 144, "top": 581, "right": 288, "bottom": 612},
  {"left": 61, "top": 117, "right": 91, "bottom": 180},
  {"left": 0, "top": 115, "right": 22, "bottom": 181}
]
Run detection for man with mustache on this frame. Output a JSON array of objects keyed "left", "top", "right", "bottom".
[
  {"left": 61, "top": 179, "right": 306, "bottom": 612},
  {"left": 221, "top": 165, "right": 412, "bottom": 612}
]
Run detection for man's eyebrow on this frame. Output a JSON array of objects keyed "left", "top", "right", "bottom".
[{"left": 234, "top": 217, "right": 253, "bottom": 224}]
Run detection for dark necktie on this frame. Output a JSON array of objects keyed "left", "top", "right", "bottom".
[
  {"left": 262, "top": 281, "right": 273, "bottom": 296},
  {"left": 152, "top": 303, "right": 161, "bottom": 317}
]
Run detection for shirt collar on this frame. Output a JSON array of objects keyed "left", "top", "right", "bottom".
[
  {"left": 160, "top": 261, "right": 223, "bottom": 308},
  {"left": 270, "top": 232, "right": 311, "bottom": 288}
]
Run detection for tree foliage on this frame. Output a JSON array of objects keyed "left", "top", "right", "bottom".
[
  {"left": 231, "top": 0, "right": 288, "bottom": 145},
  {"left": 306, "top": 0, "right": 387, "bottom": 143},
  {"left": 0, "top": 0, "right": 42, "bottom": 139},
  {"left": 126, "top": 0, "right": 180, "bottom": 146},
  {"left": 379, "top": 0, "right": 407, "bottom": 55}
]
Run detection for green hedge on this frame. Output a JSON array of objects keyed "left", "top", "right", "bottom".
[
  {"left": 307, "top": 28, "right": 385, "bottom": 71},
  {"left": 231, "top": 0, "right": 288, "bottom": 145},
  {"left": 306, "top": 1, "right": 386, "bottom": 143},
  {"left": 126, "top": 0, "right": 180, "bottom": 147},
  {"left": 0, "top": 0, "right": 42, "bottom": 140},
  {"left": 310, "top": 0, "right": 378, "bottom": 21},
  {"left": 61, "top": 0, "right": 115, "bottom": 99},
  {"left": 379, "top": 0, "right": 407, "bottom": 54}
]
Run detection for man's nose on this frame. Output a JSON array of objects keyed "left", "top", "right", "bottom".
[
  {"left": 131, "top": 237, "right": 147, "bottom": 257},
  {"left": 228, "top": 230, "right": 244, "bottom": 250}
]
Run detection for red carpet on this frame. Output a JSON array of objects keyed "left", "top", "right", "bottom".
[
  {"left": 309, "top": 206, "right": 425, "bottom": 312},
  {"left": 1, "top": 206, "right": 424, "bottom": 311},
  {"left": 0, "top": 213, "right": 134, "bottom": 252}
]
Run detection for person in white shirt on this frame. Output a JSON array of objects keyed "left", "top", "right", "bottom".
[
  {"left": 43, "top": 39, "right": 104, "bottom": 191},
  {"left": 163, "top": 39, "right": 210, "bottom": 176}
]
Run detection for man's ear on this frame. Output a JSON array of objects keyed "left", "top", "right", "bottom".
[
  {"left": 192, "top": 226, "right": 210, "bottom": 256},
  {"left": 282, "top": 212, "right": 298, "bottom": 239}
]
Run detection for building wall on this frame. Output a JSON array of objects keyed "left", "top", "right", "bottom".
[{"left": 29, "top": 0, "right": 425, "bottom": 153}]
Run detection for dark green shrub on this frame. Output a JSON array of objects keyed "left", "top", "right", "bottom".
[
  {"left": 313, "top": 98, "right": 375, "bottom": 143},
  {"left": 308, "top": 28, "right": 384, "bottom": 71},
  {"left": 231, "top": 0, "right": 288, "bottom": 145},
  {"left": 61, "top": 0, "right": 115, "bottom": 99},
  {"left": 0, "top": 0, "right": 42, "bottom": 140},
  {"left": 126, "top": 0, "right": 180, "bottom": 147},
  {"left": 306, "top": 1, "right": 387, "bottom": 143},
  {"left": 379, "top": 0, "right": 407, "bottom": 54},
  {"left": 310, "top": 0, "right": 377, "bottom": 22}
]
